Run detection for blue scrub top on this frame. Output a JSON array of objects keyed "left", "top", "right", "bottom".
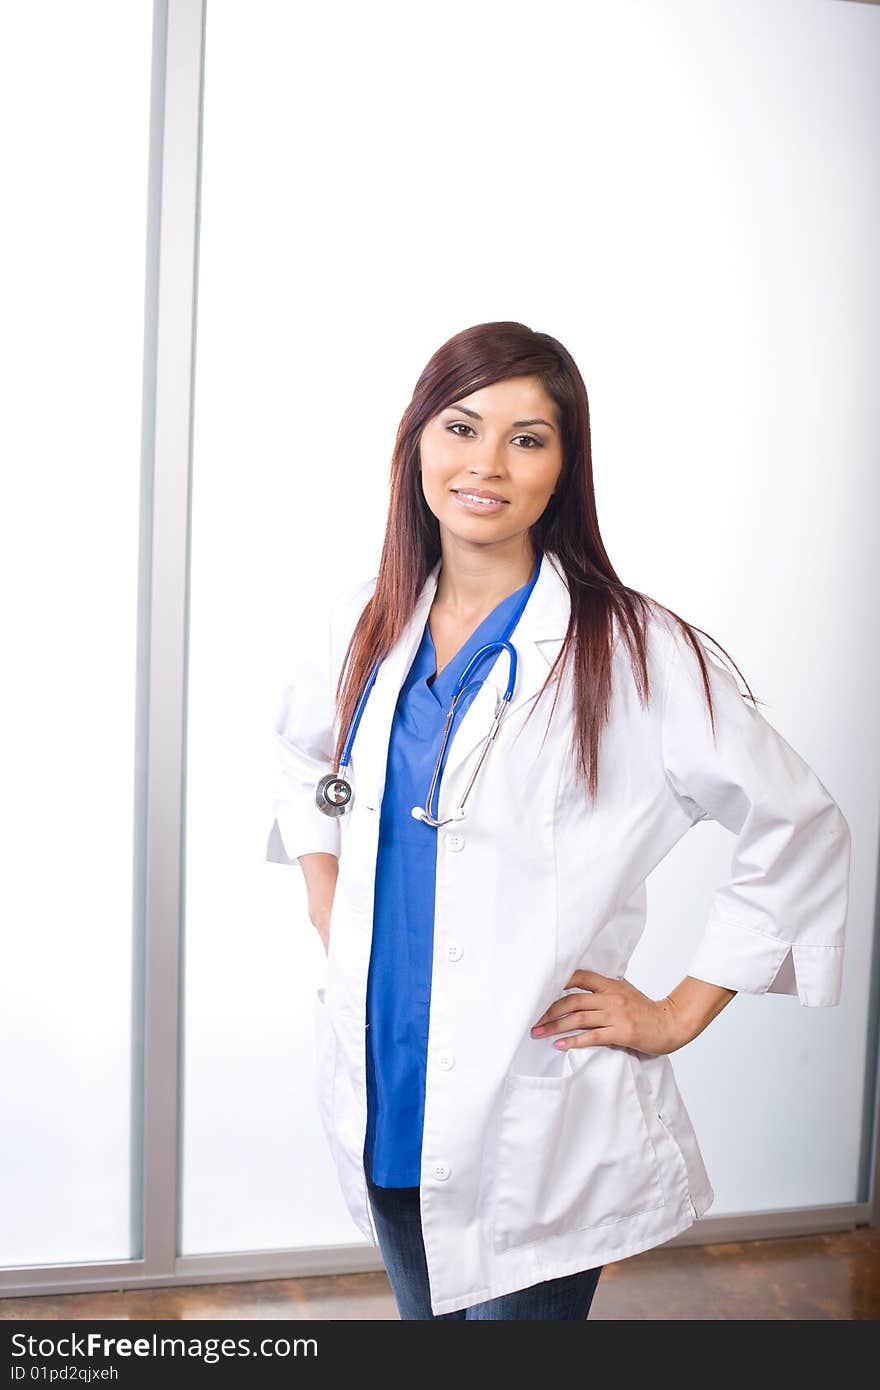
[{"left": 363, "top": 554, "right": 542, "bottom": 1187}]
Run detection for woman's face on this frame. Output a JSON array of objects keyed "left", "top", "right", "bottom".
[{"left": 418, "top": 376, "right": 563, "bottom": 550}]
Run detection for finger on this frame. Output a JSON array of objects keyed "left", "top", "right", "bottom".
[
  {"left": 532, "top": 1007, "right": 611, "bottom": 1037},
  {"left": 532, "top": 993, "right": 596, "bottom": 1028},
  {"left": 565, "top": 969, "right": 611, "bottom": 992},
  {"left": 554, "top": 1026, "right": 618, "bottom": 1049}
]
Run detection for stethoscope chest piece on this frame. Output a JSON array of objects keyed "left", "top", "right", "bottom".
[{"left": 315, "top": 772, "right": 354, "bottom": 817}]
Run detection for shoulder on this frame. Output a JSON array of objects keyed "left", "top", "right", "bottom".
[
  {"left": 611, "top": 593, "right": 682, "bottom": 677},
  {"left": 641, "top": 599, "right": 758, "bottom": 736},
  {"left": 330, "top": 571, "right": 377, "bottom": 618},
  {"left": 328, "top": 570, "right": 378, "bottom": 655},
  {"left": 615, "top": 595, "right": 741, "bottom": 716},
  {"left": 638, "top": 595, "right": 685, "bottom": 651}
]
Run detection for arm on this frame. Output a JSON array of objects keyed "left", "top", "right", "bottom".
[
  {"left": 533, "top": 620, "right": 851, "bottom": 1056},
  {"left": 664, "top": 976, "right": 737, "bottom": 1047},
  {"left": 266, "top": 599, "right": 344, "bottom": 947},
  {"left": 298, "top": 852, "right": 339, "bottom": 955},
  {"left": 660, "top": 618, "right": 852, "bottom": 1007},
  {"left": 266, "top": 620, "right": 342, "bottom": 871},
  {"left": 266, "top": 575, "right": 376, "bottom": 949}
]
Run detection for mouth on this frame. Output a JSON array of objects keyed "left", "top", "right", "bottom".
[{"left": 451, "top": 488, "right": 510, "bottom": 515}]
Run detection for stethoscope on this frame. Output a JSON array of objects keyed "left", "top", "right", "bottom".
[{"left": 315, "top": 552, "right": 541, "bottom": 829}]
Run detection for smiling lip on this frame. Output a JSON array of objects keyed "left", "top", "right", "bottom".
[
  {"left": 452, "top": 487, "right": 507, "bottom": 501},
  {"left": 451, "top": 487, "right": 510, "bottom": 514}
]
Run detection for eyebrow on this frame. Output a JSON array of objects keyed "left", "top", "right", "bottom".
[{"left": 443, "top": 402, "right": 558, "bottom": 433}]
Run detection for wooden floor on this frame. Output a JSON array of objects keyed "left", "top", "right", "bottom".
[{"left": 2, "top": 1228, "right": 878, "bottom": 1320}]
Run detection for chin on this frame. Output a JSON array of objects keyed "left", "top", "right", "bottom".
[{"left": 444, "top": 520, "right": 517, "bottom": 547}]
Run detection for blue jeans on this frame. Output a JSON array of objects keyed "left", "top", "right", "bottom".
[{"left": 365, "top": 1167, "right": 604, "bottom": 1320}]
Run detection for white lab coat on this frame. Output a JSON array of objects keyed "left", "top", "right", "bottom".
[{"left": 266, "top": 549, "right": 851, "bottom": 1316}]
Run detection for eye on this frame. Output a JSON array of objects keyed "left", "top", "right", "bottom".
[{"left": 446, "top": 422, "right": 543, "bottom": 448}]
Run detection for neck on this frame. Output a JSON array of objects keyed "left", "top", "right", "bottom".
[{"left": 434, "top": 535, "right": 537, "bottom": 618}]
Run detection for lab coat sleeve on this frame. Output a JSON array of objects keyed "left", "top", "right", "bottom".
[
  {"left": 265, "top": 602, "right": 343, "bottom": 870},
  {"left": 659, "top": 620, "right": 851, "bottom": 1006}
]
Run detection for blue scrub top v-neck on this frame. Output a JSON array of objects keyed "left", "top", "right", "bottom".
[{"left": 363, "top": 556, "right": 541, "bottom": 1187}]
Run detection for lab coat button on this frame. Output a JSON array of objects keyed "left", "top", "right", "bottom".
[
  {"left": 437, "top": 1051, "right": 455, "bottom": 1070},
  {"left": 432, "top": 1161, "right": 451, "bottom": 1181},
  {"left": 446, "top": 833, "right": 465, "bottom": 851},
  {"left": 446, "top": 943, "right": 463, "bottom": 962}
]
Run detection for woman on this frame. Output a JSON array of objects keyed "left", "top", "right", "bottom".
[{"left": 266, "top": 321, "right": 851, "bottom": 1320}]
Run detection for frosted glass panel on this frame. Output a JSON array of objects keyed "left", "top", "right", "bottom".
[
  {"left": 180, "top": 6, "right": 363, "bottom": 1253},
  {"left": 0, "top": 2, "right": 153, "bottom": 1266},
  {"left": 181, "top": 0, "right": 877, "bottom": 1257}
]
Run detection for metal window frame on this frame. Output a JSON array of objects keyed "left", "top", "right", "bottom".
[{"left": 0, "top": 0, "right": 877, "bottom": 1303}]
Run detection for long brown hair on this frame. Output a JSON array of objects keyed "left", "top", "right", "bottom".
[{"left": 332, "top": 321, "right": 759, "bottom": 801}]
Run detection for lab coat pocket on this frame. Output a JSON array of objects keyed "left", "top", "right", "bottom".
[
  {"left": 313, "top": 986, "right": 338, "bottom": 1158},
  {"left": 491, "top": 1044, "right": 667, "bottom": 1254}
]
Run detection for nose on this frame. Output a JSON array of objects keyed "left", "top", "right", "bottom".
[{"left": 467, "top": 446, "right": 507, "bottom": 479}]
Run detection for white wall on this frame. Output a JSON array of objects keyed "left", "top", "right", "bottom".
[
  {"left": 181, "top": 0, "right": 879, "bottom": 1254},
  {"left": 0, "top": 2, "right": 153, "bottom": 1264}
]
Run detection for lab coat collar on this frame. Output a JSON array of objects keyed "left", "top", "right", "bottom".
[{"left": 353, "top": 548, "right": 572, "bottom": 812}]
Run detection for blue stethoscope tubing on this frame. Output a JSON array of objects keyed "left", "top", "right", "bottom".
[
  {"left": 315, "top": 551, "right": 542, "bottom": 827},
  {"left": 412, "top": 639, "right": 516, "bottom": 826}
]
